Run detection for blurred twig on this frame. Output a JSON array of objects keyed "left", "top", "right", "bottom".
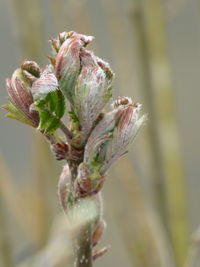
[
  {"left": 184, "top": 226, "right": 200, "bottom": 267},
  {"left": 131, "top": 0, "right": 167, "bottom": 221},
  {"left": 9, "top": 0, "right": 44, "bottom": 62},
  {"left": 110, "top": 157, "right": 176, "bottom": 267},
  {"left": 0, "top": 188, "right": 12, "bottom": 267},
  {"left": 131, "top": 1, "right": 189, "bottom": 265}
]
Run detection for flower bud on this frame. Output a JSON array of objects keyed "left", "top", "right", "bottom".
[
  {"left": 74, "top": 50, "right": 114, "bottom": 141},
  {"left": 49, "top": 31, "right": 74, "bottom": 55},
  {"left": 4, "top": 69, "right": 39, "bottom": 127},
  {"left": 83, "top": 106, "right": 124, "bottom": 164},
  {"left": 51, "top": 31, "right": 114, "bottom": 144},
  {"left": 83, "top": 97, "right": 146, "bottom": 174},
  {"left": 101, "top": 98, "right": 146, "bottom": 173},
  {"left": 54, "top": 31, "right": 93, "bottom": 103}
]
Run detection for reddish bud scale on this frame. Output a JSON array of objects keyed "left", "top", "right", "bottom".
[
  {"left": 51, "top": 142, "right": 69, "bottom": 160},
  {"left": 92, "top": 246, "right": 110, "bottom": 261},
  {"left": 58, "top": 164, "right": 72, "bottom": 211},
  {"left": 75, "top": 163, "right": 105, "bottom": 198},
  {"left": 92, "top": 220, "right": 105, "bottom": 247}
]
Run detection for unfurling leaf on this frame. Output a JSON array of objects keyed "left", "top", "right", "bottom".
[
  {"left": 73, "top": 50, "right": 114, "bottom": 142},
  {"left": 2, "top": 104, "right": 34, "bottom": 126},
  {"left": 48, "top": 90, "right": 65, "bottom": 118},
  {"left": 3, "top": 71, "right": 39, "bottom": 127},
  {"left": 53, "top": 31, "right": 93, "bottom": 103},
  {"left": 44, "top": 116, "right": 61, "bottom": 133},
  {"left": 37, "top": 109, "right": 61, "bottom": 133},
  {"left": 68, "top": 111, "right": 79, "bottom": 123},
  {"left": 32, "top": 89, "right": 65, "bottom": 133},
  {"left": 83, "top": 97, "right": 146, "bottom": 175}
]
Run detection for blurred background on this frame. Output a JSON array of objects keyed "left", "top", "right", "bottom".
[{"left": 0, "top": 0, "right": 200, "bottom": 266}]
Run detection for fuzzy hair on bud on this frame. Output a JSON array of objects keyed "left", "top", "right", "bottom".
[
  {"left": 74, "top": 50, "right": 114, "bottom": 141},
  {"left": 54, "top": 32, "right": 94, "bottom": 103},
  {"left": 101, "top": 102, "right": 146, "bottom": 173}
]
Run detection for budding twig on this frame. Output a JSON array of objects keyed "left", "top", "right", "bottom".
[{"left": 2, "top": 30, "right": 145, "bottom": 267}]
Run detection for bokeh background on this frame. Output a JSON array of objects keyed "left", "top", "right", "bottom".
[{"left": 0, "top": 0, "right": 200, "bottom": 266}]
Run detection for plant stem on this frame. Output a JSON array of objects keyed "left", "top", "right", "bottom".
[
  {"left": 58, "top": 164, "right": 99, "bottom": 267},
  {"left": 74, "top": 225, "right": 92, "bottom": 267},
  {"left": 131, "top": 0, "right": 167, "bottom": 223},
  {"left": 60, "top": 122, "right": 73, "bottom": 142},
  {"left": 141, "top": 1, "right": 189, "bottom": 265}
]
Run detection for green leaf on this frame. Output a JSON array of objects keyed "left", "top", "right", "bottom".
[
  {"left": 48, "top": 91, "right": 58, "bottom": 113},
  {"left": 55, "top": 90, "right": 65, "bottom": 118},
  {"left": 104, "top": 86, "right": 113, "bottom": 100},
  {"left": 48, "top": 90, "right": 65, "bottom": 118},
  {"left": 2, "top": 103, "right": 20, "bottom": 114},
  {"left": 2, "top": 104, "right": 33, "bottom": 126},
  {"left": 34, "top": 90, "right": 65, "bottom": 118},
  {"left": 45, "top": 117, "right": 61, "bottom": 133},
  {"left": 38, "top": 110, "right": 51, "bottom": 130},
  {"left": 34, "top": 98, "right": 47, "bottom": 109},
  {"left": 33, "top": 93, "right": 53, "bottom": 112},
  {"left": 33, "top": 90, "right": 65, "bottom": 133},
  {"left": 68, "top": 111, "right": 79, "bottom": 123},
  {"left": 5, "top": 113, "right": 33, "bottom": 126},
  {"left": 37, "top": 109, "right": 61, "bottom": 133}
]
